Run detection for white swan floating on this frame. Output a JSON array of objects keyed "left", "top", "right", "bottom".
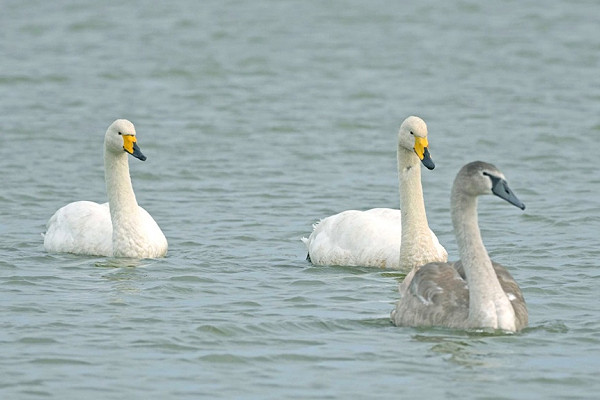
[
  {"left": 43, "top": 119, "right": 168, "bottom": 259},
  {"left": 302, "top": 116, "right": 447, "bottom": 270},
  {"left": 391, "top": 161, "right": 528, "bottom": 332}
]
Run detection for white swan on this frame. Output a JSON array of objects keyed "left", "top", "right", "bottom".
[
  {"left": 43, "top": 119, "right": 168, "bottom": 259},
  {"left": 302, "top": 116, "right": 447, "bottom": 270},
  {"left": 391, "top": 161, "right": 528, "bottom": 332}
]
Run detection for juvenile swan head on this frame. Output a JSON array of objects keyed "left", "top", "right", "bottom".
[{"left": 453, "top": 161, "right": 525, "bottom": 210}]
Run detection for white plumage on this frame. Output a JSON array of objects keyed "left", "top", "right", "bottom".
[
  {"left": 302, "top": 116, "right": 447, "bottom": 271},
  {"left": 43, "top": 119, "right": 168, "bottom": 259}
]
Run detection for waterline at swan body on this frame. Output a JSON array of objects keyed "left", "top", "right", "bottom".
[
  {"left": 43, "top": 119, "right": 168, "bottom": 259},
  {"left": 391, "top": 161, "right": 527, "bottom": 332},
  {"left": 302, "top": 116, "right": 447, "bottom": 271}
]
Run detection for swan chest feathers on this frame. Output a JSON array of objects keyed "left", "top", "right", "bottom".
[
  {"left": 398, "top": 226, "right": 447, "bottom": 271},
  {"left": 468, "top": 297, "right": 517, "bottom": 332},
  {"left": 111, "top": 205, "right": 168, "bottom": 258}
]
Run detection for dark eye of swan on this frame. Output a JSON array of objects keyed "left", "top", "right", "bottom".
[
  {"left": 118, "top": 131, "right": 122, "bottom": 135},
  {"left": 482, "top": 171, "right": 500, "bottom": 186},
  {"left": 410, "top": 131, "right": 414, "bottom": 135}
]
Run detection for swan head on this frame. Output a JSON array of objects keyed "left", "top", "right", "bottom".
[
  {"left": 455, "top": 161, "right": 525, "bottom": 210},
  {"left": 398, "top": 116, "right": 435, "bottom": 170},
  {"left": 104, "top": 119, "right": 146, "bottom": 161}
]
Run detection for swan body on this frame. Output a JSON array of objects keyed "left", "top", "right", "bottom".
[
  {"left": 302, "top": 116, "right": 447, "bottom": 270},
  {"left": 391, "top": 161, "right": 528, "bottom": 332},
  {"left": 43, "top": 119, "right": 168, "bottom": 259}
]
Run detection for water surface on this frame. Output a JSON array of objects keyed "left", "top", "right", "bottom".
[{"left": 1, "top": 1, "right": 599, "bottom": 399}]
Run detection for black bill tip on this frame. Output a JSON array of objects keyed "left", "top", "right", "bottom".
[
  {"left": 420, "top": 147, "right": 435, "bottom": 170},
  {"left": 131, "top": 142, "right": 147, "bottom": 161},
  {"left": 491, "top": 178, "right": 525, "bottom": 210}
]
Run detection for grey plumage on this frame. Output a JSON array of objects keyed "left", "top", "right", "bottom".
[
  {"left": 392, "top": 260, "right": 528, "bottom": 330},
  {"left": 391, "top": 161, "right": 528, "bottom": 332}
]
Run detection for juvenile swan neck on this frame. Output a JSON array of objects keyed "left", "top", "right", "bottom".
[
  {"left": 451, "top": 192, "right": 486, "bottom": 268},
  {"left": 451, "top": 189, "right": 516, "bottom": 330},
  {"left": 398, "top": 146, "right": 434, "bottom": 267}
]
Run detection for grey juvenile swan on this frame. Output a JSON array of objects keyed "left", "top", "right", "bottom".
[
  {"left": 302, "top": 116, "right": 447, "bottom": 270},
  {"left": 391, "top": 161, "right": 528, "bottom": 332}
]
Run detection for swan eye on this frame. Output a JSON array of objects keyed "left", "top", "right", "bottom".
[
  {"left": 410, "top": 131, "right": 414, "bottom": 135},
  {"left": 118, "top": 131, "right": 122, "bottom": 135},
  {"left": 482, "top": 171, "right": 500, "bottom": 186}
]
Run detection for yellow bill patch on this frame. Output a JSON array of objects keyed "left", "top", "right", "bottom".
[
  {"left": 413, "top": 137, "right": 429, "bottom": 160},
  {"left": 122, "top": 135, "right": 137, "bottom": 154}
]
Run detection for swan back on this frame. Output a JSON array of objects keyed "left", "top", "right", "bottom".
[{"left": 43, "top": 201, "right": 113, "bottom": 256}]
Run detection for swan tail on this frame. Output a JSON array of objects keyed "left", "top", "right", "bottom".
[{"left": 300, "top": 237, "right": 312, "bottom": 262}]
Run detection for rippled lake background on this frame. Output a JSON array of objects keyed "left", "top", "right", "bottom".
[{"left": 1, "top": 0, "right": 599, "bottom": 398}]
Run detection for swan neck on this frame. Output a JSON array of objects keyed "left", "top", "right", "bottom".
[
  {"left": 397, "top": 146, "right": 434, "bottom": 265},
  {"left": 451, "top": 192, "right": 486, "bottom": 268},
  {"left": 451, "top": 189, "right": 515, "bottom": 330},
  {"left": 104, "top": 149, "right": 142, "bottom": 253},
  {"left": 104, "top": 150, "right": 138, "bottom": 210}
]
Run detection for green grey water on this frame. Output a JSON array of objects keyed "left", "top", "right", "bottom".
[{"left": 1, "top": 0, "right": 599, "bottom": 398}]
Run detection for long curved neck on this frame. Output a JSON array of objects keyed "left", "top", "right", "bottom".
[
  {"left": 104, "top": 148, "right": 142, "bottom": 255},
  {"left": 397, "top": 146, "right": 435, "bottom": 267},
  {"left": 451, "top": 189, "right": 516, "bottom": 331}
]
